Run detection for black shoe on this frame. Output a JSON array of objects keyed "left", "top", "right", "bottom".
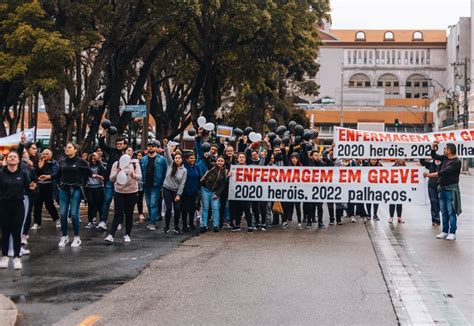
[
  {"left": 213, "top": 226, "right": 219, "bottom": 232},
  {"left": 190, "top": 224, "right": 196, "bottom": 231},
  {"left": 312, "top": 218, "right": 317, "bottom": 223},
  {"left": 247, "top": 228, "right": 253, "bottom": 233},
  {"left": 231, "top": 226, "right": 241, "bottom": 232},
  {"left": 373, "top": 215, "right": 380, "bottom": 221},
  {"left": 305, "top": 222, "right": 312, "bottom": 229},
  {"left": 200, "top": 226, "right": 207, "bottom": 234},
  {"left": 318, "top": 223, "right": 327, "bottom": 229},
  {"left": 173, "top": 227, "right": 181, "bottom": 234},
  {"left": 329, "top": 221, "right": 335, "bottom": 225},
  {"left": 163, "top": 226, "right": 170, "bottom": 234}
]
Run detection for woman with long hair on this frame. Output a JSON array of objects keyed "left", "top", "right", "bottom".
[
  {"left": 0, "top": 151, "right": 36, "bottom": 270},
  {"left": 85, "top": 152, "right": 105, "bottom": 228},
  {"left": 162, "top": 141, "right": 187, "bottom": 234},
  {"left": 56, "top": 143, "right": 98, "bottom": 248},
  {"left": 181, "top": 151, "right": 201, "bottom": 232}
]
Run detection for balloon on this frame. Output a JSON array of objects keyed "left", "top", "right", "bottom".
[
  {"left": 201, "top": 142, "right": 211, "bottom": 152},
  {"left": 108, "top": 126, "right": 118, "bottom": 135},
  {"left": 288, "top": 121, "right": 297, "bottom": 132},
  {"left": 267, "top": 119, "right": 277, "bottom": 131},
  {"left": 294, "top": 135, "right": 303, "bottom": 144},
  {"left": 282, "top": 136, "right": 290, "bottom": 146},
  {"left": 303, "top": 130, "right": 312, "bottom": 141},
  {"left": 244, "top": 127, "right": 253, "bottom": 135},
  {"left": 119, "top": 154, "right": 131, "bottom": 168},
  {"left": 267, "top": 132, "right": 277, "bottom": 141},
  {"left": 294, "top": 124, "right": 304, "bottom": 136},
  {"left": 248, "top": 132, "right": 259, "bottom": 143},
  {"left": 116, "top": 171, "right": 127, "bottom": 185},
  {"left": 310, "top": 130, "right": 318, "bottom": 139},
  {"left": 188, "top": 128, "right": 196, "bottom": 137},
  {"left": 305, "top": 143, "right": 314, "bottom": 151},
  {"left": 283, "top": 131, "right": 290, "bottom": 137},
  {"left": 233, "top": 128, "right": 243, "bottom": 137},
  {"left": 203, "top": 122, "right": 215, "bottom": 131},
  {"left": 197, "top": 116, "right": 206, "bottom": 127},
  {"left": 275, "top": 125, "right": 287, "bottom": 136},
  {"left": 101, "top": 119, "right": 111, "bottom": 130},
  {"left": 273, "top": 137, "right": 282, "bottom": 146}
]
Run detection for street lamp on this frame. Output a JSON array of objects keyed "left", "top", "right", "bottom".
[{"left": 422, "top": 95, "right": 430, "bottom": 132}]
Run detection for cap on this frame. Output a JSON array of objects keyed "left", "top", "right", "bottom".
[{"left": 147, "top": 140, "right": 161, "bottom": 147}]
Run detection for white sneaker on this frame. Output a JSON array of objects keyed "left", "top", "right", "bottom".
[
  {"left": 351, "top": 217, "right": 356, "bottom": 223},
  {"left": 71, "top": 237, "right": 82, "bottom": 248},
  {"left": 58, "top": 236, "right": 69, "bottom": 247},
  {"left": 20, "top": 247, "right": 30, "bottom": 256},
  {"left": 21, "top": 235, "right": 28, "bottom": 245},
  {"left": 56, "top": 220, "right": 61, "bottom": 228},
  {"left": 31, "top": 223, "right": 40, "bottom": 231},
  {"left": 117, "top": 224, "right": 122, "bottom": 231},
  {"left": 446, "top": 233, "right": 456, "bottom": 241},
  {"left": 436, "top": 232, "right": 449, "bottom": 239},
  {"left": 297, "top": 223, "right": 303, "bottom": 230},
  {"left": 105, "top": 234, "right": 114, "bottom": 243},
  {"left": 123, "top": 235, "right": 131, "bottom": 243},
  {"left": 0, "top": 257, "right": 9, "bottom": 269},
  {"left": 97, "top": 221, "right": 107, "bottom": 230},
  {"left": 13, "top": 258, "right": 22, "bottom": 270}
]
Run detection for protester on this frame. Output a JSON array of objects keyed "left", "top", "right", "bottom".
[
  {"left": 420, "top": 158, "right": 441, "bottom": 225},
  {"left": 97, "top": 132, "right": 128, "bottom": 230},
  {"left": 85, "top": 152, "right": 105, "bottom": 228},
  {"left": 230, "top": 153, "right": 253, "bottom": 232},
  {"left": 105, "top": 152, "right": 141, "bottom": 243},
  {"left": 139, "top": 141, "right": 167, "bottom": 230},
  {"left": 424, "top": 142, "right": 462, "bottom": 241},
  {"left": 281, "top": 148, "right": 303, "bottom": 229},
  {"left": 0, "top": 151, "right": 35, "bottom": 270},
  {"left": 134, "top": 151, "right": 145, "bottom": 223},
  {"left": 181, "top": 151, "right": 201, "bottom": 232},
  {"left": 365, "top": 159, "right": 382, "bottom": 221},
  {"left": 388, "top": 159, "right": 406, "bottom": 224},
  {"left": 162, "top": 140, "right": 188, "bottom": 234}
]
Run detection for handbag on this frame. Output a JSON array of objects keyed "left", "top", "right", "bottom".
[{"left": 272, "top": 201, "right": 284, "bottom": 214}]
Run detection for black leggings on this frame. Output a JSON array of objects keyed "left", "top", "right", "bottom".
[
  {"left": 231, "top": 200, "right": 252, "bottom": 227},
  {"left": 303, "top": 203, "right": 315, "bottom": 222},
  {"left": 283, "top": 202, "right": 302, "bottom": 223},
  {"left": 111, "top": 192, "right": 137, "bottom": 236},
  {"left": 86, "top": 187, "right": 104, "bottom": 223},
  {"left": 389, "top": 204, "right": 403, "bottom": 218},
  {"left": 163, "top": 187, "right": 181, "bottom": 229},
  {"left": 137, "top": 191, "right": 144, "bottom": 215},
  {"left": 34, "top": 183, "right": 59, "bottom": 226},
  {"left": 1, "top": 200, "right": 24, "bottom": 258},
  {"left": 366, "top": 203, "right": 379, "bottom": 217},
  {"left": 252, "top": 201, "right": 267, "bottom": 226},
  {"left": 180, "top": 193, "right": 197, "bottom": 228}
]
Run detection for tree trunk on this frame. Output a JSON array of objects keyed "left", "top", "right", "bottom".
[{"left": 43, "top": 90, "right": 68, "bottom": 158}]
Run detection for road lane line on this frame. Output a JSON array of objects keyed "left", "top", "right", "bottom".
[{"left": 77, "top": 315, "right": 101, "bottom": 326}]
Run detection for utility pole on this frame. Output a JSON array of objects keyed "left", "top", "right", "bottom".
[
  {"left": 339, "top": 64, "right": 344, "bottom": 127},
  {"left": 462, "top": 57, "right": 471, "bottom": 172}
]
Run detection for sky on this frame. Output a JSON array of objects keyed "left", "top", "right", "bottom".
[{"left": 330, "top": 0, "right": 471, "bottom": 30}]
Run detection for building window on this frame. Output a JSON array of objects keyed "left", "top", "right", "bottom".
[
  {"left": 355, "top": 31, "right": 366, "bottom": 41},
  {"left": 353, "top": 50, "right": 357, "bottom": 64},
  {"left": 410, "top": 51, "right": 414, "bottom": 64},
  {"left": 381, "top": 51, "right": 385, "bottom": 64},
  {"left": 347, "top": 51, "right": 351, "bottom": 64},
  {"left": 378, "top": 74, "right": 400, "bottom": 95},
  {"left": 406, "top": 81, "right": 412, "bottom": 87},
  {"left": 384, "top": 31, "right": 394, "bottom": 41},
  {"left": 406, "top": 74, "right": 430, "bottom": 99},
  {"left": 363, "top": 50, "right": 367, "bottom": 64},
  {"left": 426, "top": 50, "right": 431, "bottom": 64},
  {"left": 349, "top": 73, "right": 371, "bottom": 88},
  {"left": 392, "top": 50, "right": 395, "bottom": 64},
  {"left": 422, "top": 81, "right": 428, "bottom": 87},
  {"left": 406, "top": 93, "right": 412, "bottom": 98},
  {"left": 415, "top": 51, "right": 419, "bottom": 65},
  {"left": 375, "top": 50, "right": 380, "bottom": 64},
  {"left": 397, "top": 51, "right": 401, "bottom": 64},
  {"left": 369, "top": 51, "right": 373, "bottom": 64},
  {"left": 404, "top": 51, "right": 408, "bottom": 65},
  {"left": 394, "top": 81, "right": 399, "bottom": 87},
  {"left": 413, "top": 31, "right": 423, "bottom": 41}
]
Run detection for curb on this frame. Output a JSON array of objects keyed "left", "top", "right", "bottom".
[{"left": 0, "top": 294, "right": 17, "bottom": 326}]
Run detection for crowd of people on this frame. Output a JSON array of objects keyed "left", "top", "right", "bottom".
[{"left": 0, "top": 122, "right": 463, "bottom": 270}]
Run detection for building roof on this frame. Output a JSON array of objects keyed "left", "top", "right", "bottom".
[{"left": 327, "top": 29, "right": 446, "bottom": 43}]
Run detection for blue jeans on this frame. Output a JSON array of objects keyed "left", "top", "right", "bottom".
[
  {"left": 59, "top": 187, "right": 82, "bottom": 236},
  {"left": 101, "top": 181, "right": 115, "bottom": 223},
  {"left": 439, "top": 189, "right": 457, "bottom": 234},
  {"left": 200, "top": 187, "right": 220, "bottom": 228},
  {"left": 144, "top": 186, "right": 162, "bottom": 225}
]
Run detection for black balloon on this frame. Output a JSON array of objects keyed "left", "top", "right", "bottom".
[
  {"left": 310, "top": 130, "right": 318, "bottom": 139},
  {"left": 294, "top": 124, "right": 304, "bottom": 136},
  {"left": 303, "top": 130, "right": 312, "bottom": 141},
  {"left": 244, "top": 127, "right": 253, "bottom": 135},
  {"left": 233, "top": 128, "right": 243, "bottom": 137},
  {"left": 108, "top": 126, "right": 118, "bottom": 135},
  {"left": 201, "top": 142, "right": 211, "bottom": 152},
  {"left": 188, "top": 128, "right": 196, "bottom": 137},
  {"left": 288, "top": 121, "right": 297, "bottom": 132},
  {"left": 282, "top": 136, "right": 290, "bottom": 146},
  {"left": 283, "top": 130, "right": 290, "bottom": 137},
  {"left": 305, "top": 142, "right": 314, "bottom": 151},
  {"left": 273, "top": 137, "right": 282, "bottom": 146},
  {"left": 267, "top": 119, "right": 277, "bottom": 131},
  {"left": 101, "top": 119, "right": 111, "bottom": 129},
  {"left": 267, "top": 132, "right": 277, "bottom": 141},
  {"left": 275, "top": 126, "right": 285, "bottom": 136},
  {"left": 294, "top": 135, "right": 302, "bottom": 144}
]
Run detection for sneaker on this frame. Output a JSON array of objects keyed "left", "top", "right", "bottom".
[
  {"left": 117, "top": 224, "right": 122, "bottom": 231},
  {"left": 56, "top": 220, "right": 61, "bottom": 228},
  {"left": 388, "top": 217, "right": 394, "bottom": 224},
  {"left": 366, "top": 216, "right": 371, "bottom": 221},
  {"left": 318, "top": 223, "right": 327, "bottom": 229},
  {"left": 297, "top": 223, "right": 303, "bottom": 230},
  {"left": 446, "top": 233, "right": 456, "bottom": 241},
  {"left": 71, "top": 237, "right": 82, "bottom": 248},
  {"left": 173, "top": 227, "right": 181, "bottom": 234},
  {"left": 31, "top": 223, "right": 40, "bottom": 231},
  {"left": 247, "top": 227, "right": 253, "bottom": 233},
  {"left": 58, "top": 236, "right": 69, "bottom": 247},
  {"left": 163, "top": 226, "right": 170, "bottom": 234},
  {"left": 373, "top": 215, "right": 380, "bottom": 221},
  {"left": 351, "top": 217, "right": 356, "bottom": 223},
  {"left": 398, "top": 218, "right": 405, "bottom": 224},
  {"left": 123, "top": 235, "right": 131, "bottom": 243},
  {"left": 85, "top": 222, "right": 94, "bottom": 229},
  {"left": 213, "top": 226, "right": 219, "bottom": 232},
  {"left": 329, "top": 221, "right": 335, "bottom": 225},
  {"left": 13, "top": 258, "right": 22, "bottom": 270},
  {"left": 260, "top": 226, "right": 267, "bottom": 231},
  {"left": 105, "top": 234, "right": 114, "bottom": 243},
  {"left": 231, "top": 226, "right": 241, "bottom": 232},
  {"left": 337, "top": 221, "right": 343, "bottom": 225},
  {"left": 436, "top": 232, "right": 449, "bottom": 239},
  {"left": 0, "top": 257, "right": 9, "bottom": 269},
  {"left": 305, "top": 222, "right": 312, "bottom": 229},
  {"left": 281, "top": 221, "right": 289, "bottom": 229},
  {"left": 147, "top": 224, "right": 156, "bottom": 231},
  {"left": 20, "top": 247, "right": 30, "bottom": 256},
  {"left": 200, "top": 226, "right": 208, "bottom": 234},
  {"left": 21, "top": 235, "right": 28, "bottom": 245},
  {"left": 97, "top": 221, "right": 107, "bottom": 231}
]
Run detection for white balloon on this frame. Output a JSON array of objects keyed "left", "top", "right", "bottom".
[
  {"left": 119, "top": 154, "right": 131, "bottom": 168},
  {"left": 203, "top": 122, "right": 215, "bottom": 131},
  {"left": 197, "top": 116, "right": 206, "bottom": 127},
  {"left": 255, "top": 133, "right": 262, "bottom": 142},
  {"left": 116, "top": 170, "right": 127, "bottom": 185},
  {"left": 248, "top": 132, "right": 258, "bottom": 142}
]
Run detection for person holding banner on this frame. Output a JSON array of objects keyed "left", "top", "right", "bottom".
[
  {"left": 420, "top": 158, "right": 441, "bottom": 226},
  {"left": 230, "top": 153, "right": 253, "bottom": 232},
  {"left": 281, "top": 148, "right": 303, "bottom": 229},
  {"left": 364, "top": 159, "right": 382, "bottom": 221},
  {"left": 388, "top": 160, "right": 406, "bottom": 224},
  {"left": 424, "top": 142, "right": 462, "bottom": 241}
]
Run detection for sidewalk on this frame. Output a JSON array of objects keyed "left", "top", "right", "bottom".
[{"left": 0, "top": 294, "right": 17, "bottom": 326}]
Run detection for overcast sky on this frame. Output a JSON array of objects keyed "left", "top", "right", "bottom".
[{"left": 330, "top": 0, "right": 471, "bottom": 31}]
